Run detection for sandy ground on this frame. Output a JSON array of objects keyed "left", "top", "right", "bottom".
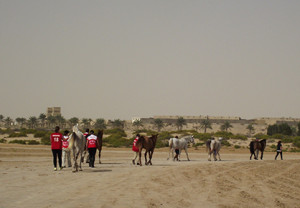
[{"left": 0, "top": 144, "right": 300, "bottom": 208}]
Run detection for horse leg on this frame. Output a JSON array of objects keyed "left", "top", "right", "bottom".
[
  {"left": 79, "top": 151, "right": 83, "bottom": 171},
  {"left": 217, "top": 151, "right": 221, "bottom": 161},
  {"left": 208, "top": 151, "right": 211, "bottom": 161},
  {"left": 184, "top": 147, "right": 190, "bottom": 161},
  {"left": 98, "top": 149, "right": 102, "bottom": 164},
  {"left": 72, "top": 148, "right": 77, "bottom": 172},
  {"left": 144, "top": 151, "right": 148, "bottom": 165},
  {"left": 213, "top": 150, "right": 217, "bottom": 161},
  {"left": 255, "top": 150, "right": 259, "bottom": 160},
  {"left": 261, "top": 151, "right": 264, "bottom": 160},
  {"left": 139, "top": 149, "right": 142, "bottom": 166},
  {"left": 148, "top": 150, "right": 152, "bottom": 165}
]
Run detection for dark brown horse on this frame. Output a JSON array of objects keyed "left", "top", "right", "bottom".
[
  {"left": 136, "top": 134, "right": 158, "bottom": 166},
  {"left": 250, "top": 139, "right": 266, "bottom": 160}
]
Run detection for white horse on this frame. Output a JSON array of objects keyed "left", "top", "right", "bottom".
[
  {"left": 68, "top": 124, "right": 86, "bottom": 172},
  {"left": 167, "top": 136, "right": 195, "bottom": 161},
  {"left": 206, "top": 137, "right": 222, "bottom": 161}
]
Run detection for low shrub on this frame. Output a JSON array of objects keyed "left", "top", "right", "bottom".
[
  {"left": 104, "top": 129, "right": 127, "bottom": 137},
  {"left": 231, "top": 134, "right": 248, "bottom": 141},
  {"left": 8, "top": 132, "right": 27, "bottom": 137},
  {"left": 103, "top": 134, "right": 132, "bottom": 147},
  {"left": 193, "top": 133, "right": 212, "bottom": 141},
  {"left": 41, "top": 133, "right": 51, "bottom": 145},
  {"left": 34, "top": 131, "right": 47, "bottom": 138},
  {"left": 20, "top": 128, "right": 37, "bottom": 134},
  {"left": 0, "top": 138, "right": 7, "bottom": 143},
  {"left": 221, "top": 140, "right": 231, "bottom": 147},
  {"left": 9, "top": 140, "right": 26, "bottom": 144},
  {"left": 0, "top": 128, "right": 13, "bottom": 135},
  {"left": 234, "top": 145, "right": 241, "bottom": 149},
  {"left": 214, "top": 131, "right": 233, "bottom": 139},
  {"left": 27, "top": 140, "right": 40, "bottom": 145}
]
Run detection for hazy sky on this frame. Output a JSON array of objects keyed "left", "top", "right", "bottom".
[{"left": 1, "top": 0, "right": 300, "bottom": 120}]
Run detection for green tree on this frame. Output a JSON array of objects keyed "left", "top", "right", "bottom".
[
  {"left": 4, "top": 117, "right": 13, "bottom": 128},
  {"left": 220, "top": 121, "right": 233, "bottom": 132},
  {"left": 94, "top": 118, "right": 107, "bottom": 129},
  {"left": 55, "top": 115, "right": 66, "bottom": 128},
  {"left": 68, "top": 117, "right": 79, "bottom": 127},
  {"left": 298, "top": 122, "right": 300, "bottom": 136},
  {"left": 39, "top": 113, "right": 47, "bottom": 128},
  {"left": 132, "top": 120, "right": 143, "bottom": 130},
  {"left": 111, "top": 119, "right": 124, "bottom": 129},
  {"left": 28, "top": 116, "right": 38, "bottom": 129},
  {"left": 176, "top": 117, "right": 186, "bottom": 131},
  {"left": 16, "top": 117, "right": 26, "bottom": 128},
  {"left": 47, "top": 116, "right": 56, "bottom": 128},
  {"left": 246, "top": 124, "right": 255, "bottom": 136},
  {"left": 0, "top": 115, "right": 4, "bottom": 122},
  {"left": 200, "top": 119, "right": 212, "bottom": 133},
  {"left": 153, "top": 119, "right": 164, "bottom": 132},
  {"left": 81, "top": 118, "right": 90, "bottom": 129}
]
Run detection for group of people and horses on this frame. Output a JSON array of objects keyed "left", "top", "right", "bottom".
[{"left": 51, "top": 125, "right": 282, "bottom": 173}]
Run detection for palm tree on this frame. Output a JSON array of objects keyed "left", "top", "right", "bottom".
[
  {"left": 68, "top": 117, "right": 79, "bottom": 127},
  {"left": 28, "top": 116, "right": 38, "bottom": 129},
  {"left": 132, "top": 120, "right": 143, "bottom": 130},
  {"left": 0, "top": 115, "right": 4, "bottom": 123},
  {"left": 47, "top": 116, "right": 56, "bottom": 128},
  {"left": 246, "top": 124, "right": 255, "bottom": 136},
  {"left": 4, "top": 117, "right": 13, "bottom": 128},
  {"left": 81, "top": 118, "right": 90, "bottom": 129},
  {"left": 55, "top": 115, "right": 66, "bottom": 128},
  {"left": 39, "top": 113, "right": 47, "bottom": 128},
  {"left": 111, "top": 119, "right": 124, "bottom": 129},
  {"left": 176, "top": 117, "right": 186, "bottom": 131},
  {"left": 200, "top": 119, "right": 212, "bottom": 133},
  {"left": 154, "top": 119, "right": 164, "bottom": 132},
  {"left": 220, "top": 121, "right": 233, "bottom": 132},
  {"left": 94, "top": 118, "right": 107, "bottom": 129},
  {"left": 16, "top": 117, "right": 27, "bottom": 128}
]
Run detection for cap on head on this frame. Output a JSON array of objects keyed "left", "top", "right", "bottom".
[
  {"left": 90, "top": 130, "right": 94, "bottom": 134},
  {"left": 64, "top": 130, "right": 69, "bottom": 135}
]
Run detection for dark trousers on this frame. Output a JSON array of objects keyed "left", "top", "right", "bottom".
[
  {"left": 52, "top": 149, "right": 62, "bottom": 168},
  {"left": 275, "top": 151, "right": 283, "bottom": 160},
  {"left": 88, "top": 148, "right": 97, "bottom": 167}
]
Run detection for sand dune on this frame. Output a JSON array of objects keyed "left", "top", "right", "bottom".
[{"left": 0, "top": 144, "right": 300, "bottom": 208}]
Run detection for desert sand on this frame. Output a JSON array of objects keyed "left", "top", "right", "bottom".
[{"left": 0, "top": 144, "right": 300, "bottom": 208}]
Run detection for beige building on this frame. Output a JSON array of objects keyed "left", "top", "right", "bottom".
[{"left": 47, "top": 107, "right": 61, "bottom": 117}]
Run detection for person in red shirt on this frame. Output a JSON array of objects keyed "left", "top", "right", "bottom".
[
  {"left": 86, "top": 130, "right": 98, "bottom": 168},
  {"left": 62, "top": 130, "right": 71, "bottom": 168},
  {"left": 132, "top": 134, "right": 140, "bottom": 165},
  {"left": 50, "top": 126, "right": 63, "bottom": 171}
]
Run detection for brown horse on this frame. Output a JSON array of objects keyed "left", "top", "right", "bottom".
[
  {"left": 136, "top": 134, "right": 158, "bottom": 166},
  {"left": 250, "top": 139, "right": 266, "bottom": 160}
]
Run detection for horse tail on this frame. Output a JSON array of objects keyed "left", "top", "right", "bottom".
[
  {"left": 136, "top": 136, "right": 145, "bottom": 148},
  {"left": 97, "top": 130, "right": 103, "bottom": 150},
  {"left": 169, "top": 138, "right": 173, "bottom": 149},
  {"left": 206, "top": 139, "right": 211, "bottom": 152},
  {"left": 260, "top": 139, "right": 266, "bottom": 150},
  {"left": 68, "top": 132, "right": 75, "bottom": 150},
  {"left": 250, "top": 141, "right": 255, "bottom": 153}
]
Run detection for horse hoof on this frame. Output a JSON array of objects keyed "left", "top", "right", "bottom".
[{"left": 132, "top": 160, "right": 135, "bottom": 165}]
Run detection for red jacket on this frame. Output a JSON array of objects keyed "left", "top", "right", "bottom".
[
  {"left": 132, "top": 137, "right": 139, "bottom": 152},
  {"left": 87, "top": 134, "right": 97, "bottom": 148},
  {"left": 51, "top": 133, "right": 63, "bottom": 150}
]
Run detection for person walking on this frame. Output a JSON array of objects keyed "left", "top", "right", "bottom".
[
  {"left": 275, "top": 141, "right": 283, "bottom": 160},
  {"left": 132, "top": 134, "right": 140, "bottom": 165},
  {"left": 86, "top": 130, "right": 98, "bottom": 168},
  {"left": 50, "top": 126, "right": 63, "bottom": 171},
  {"left": 62, "top": 130, "right": 71, "bottom": 168}
]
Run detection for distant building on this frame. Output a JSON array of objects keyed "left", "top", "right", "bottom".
[{"left": 47, "top": 107, "right": 61, "bottom": 117}]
